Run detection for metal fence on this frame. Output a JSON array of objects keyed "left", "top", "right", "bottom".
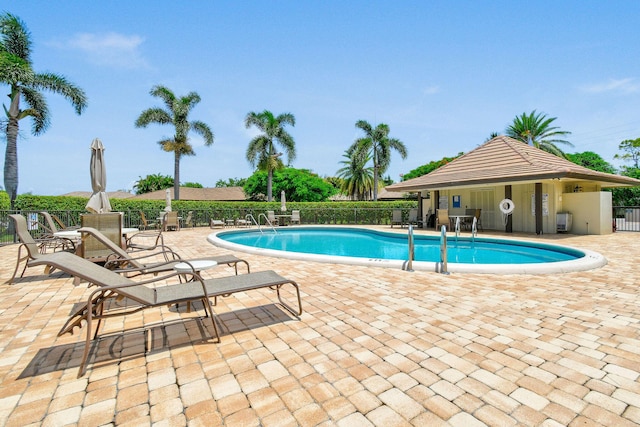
[
  {"left": 0, "top": 207, "right": 408, "bottom": 245},
  {"left": 613, "top": 206, "right": 640, "bottom": 232}
]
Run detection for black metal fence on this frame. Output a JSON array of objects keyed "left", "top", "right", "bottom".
[
  {"left": 613, "top": 206, "right": 640, "bottom": 232},
  {"left": 0, "top": 207, "right": 411, "bottom": 245}
]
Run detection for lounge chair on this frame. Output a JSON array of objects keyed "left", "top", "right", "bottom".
[
  {"left": 391, "top": 209, "right": 402, "bottom": 228},
  {"left": 40, "top": 211, "right": 79, "bottom": 233},
  {"left": 80, "top": 213, "right": 123, "bottom": 260},
  {"left": 235, "top": 217, "right": 250, "bottom": 227},
  {"left": 29, "top": 251, "right": 301, "bottom": 377},
  {"left": 291, "top": 210, "right": 301, "bottom": 225},
  {"left": 79, "top": 226, "right": 250, "bottom": 275},
  {"left": 35, "top": 212, "right": 77, "bottom": 252},
  {"left": 6, "top": 214, "right": 74, "bottom": 284},
  {"left": 210, "top": 219, "right": 225, "bottom": 228}
]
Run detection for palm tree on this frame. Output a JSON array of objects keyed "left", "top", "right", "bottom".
[
  {"left": 505, "top": 110, "right": 573, "bottom": 157},
  {"left": 0, "top": 13, "right": 87, "bottom": 207},
  {"left": 245, "top": 110, "right": 296, "bottom": 202},
  {"left": 135, "top": 85, "right": 214, "bottom": 200},
  {"left": 349, "top": 120, "right": 407, "bottom": 201},
  {"left": 336, "top": 149, "right": 374, "bottom": 200}
]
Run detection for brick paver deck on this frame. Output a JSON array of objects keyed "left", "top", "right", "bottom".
[{"left": 0, "top": 226, "right": 638, "bottom": 426}]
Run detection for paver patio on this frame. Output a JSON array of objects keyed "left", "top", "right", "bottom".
[{"left": 0, "top": 226, "right": 638, "bottom": 426}]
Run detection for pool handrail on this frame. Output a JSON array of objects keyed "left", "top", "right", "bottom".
[
  {"left": 439, "top": 225, "right": 449, "bottom": 274},
  {"left": 254, "top": 213, "right": 277, "bottom": 234},
  {"left": 403, "top": 224, "right": 414, "bottom": 272},
  {"left": 471, "top": 217, "right": 478, "bottom": 240}
]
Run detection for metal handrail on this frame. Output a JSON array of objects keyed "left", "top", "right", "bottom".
[
  {"left": 244, "top": 214, "right": 261, "bottom": 232},
  {"left": 454, "top": 217, "right": 461, "bottom": 239},
  {"left": 471, "top": 217, "right": 478, "bottom": 240},
  {"left": 439, "top": 225, "right": 449, "bottom": 274},
  {"left": 403, "top": 225, "right": 414, "bottom": 271},
  {"left": 256, "top": 213, "right": 277, "bottom": 234}
]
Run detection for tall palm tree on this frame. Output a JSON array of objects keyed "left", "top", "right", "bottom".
[
  {"left": 0, "top": 13, "right": 87, "bottom": 207},
  {"left": 505, "top": 110, "right": 573, "bottom": 157},
  {"left": 349, "top": 120, "right": 407, "bottom": 201},
  {"left": 336, "top": 150, "right": 374, "bottom": 200},
  {"left": 135, "top": 85, "right": 214, "bottom": 200},
  {"left": 245, "top": 110, "right": 296, "bottom": 202}
]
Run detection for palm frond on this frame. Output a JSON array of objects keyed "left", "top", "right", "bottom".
[
  {"left": 20, "top": 86, "right": 49, "bottom": 134},
  {"left": 32, "top": 72, "right": 87, "bottom": 114}
]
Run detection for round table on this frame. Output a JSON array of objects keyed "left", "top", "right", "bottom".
[
  {"left": 173, "top": 260, "right": 218, "bottom": 312},
  {"left": 173, "top": 260, "right": 218, "bottom": 274}
]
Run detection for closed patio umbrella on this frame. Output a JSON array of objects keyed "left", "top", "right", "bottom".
[
  {"left": 281, "top": 190, "right": 286, "bottom": 212},
  {"left": 164, "top": 188, "right": 172, "bottom": 212},
  {"left": 85, "top": 138, "right": 112, "bottom": 213}
]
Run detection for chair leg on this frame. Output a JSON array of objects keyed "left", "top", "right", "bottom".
[{"left": 6, "top": 245, "right": 28, "bottom": 285}]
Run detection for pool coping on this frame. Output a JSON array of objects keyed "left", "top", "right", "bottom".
[{"left": 206, "top": 225, "right": 608, "bottom": 274}]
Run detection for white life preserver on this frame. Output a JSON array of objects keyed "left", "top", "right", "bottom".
[{"left": 499, "top": 198, "right": 515, "bottom": 215}]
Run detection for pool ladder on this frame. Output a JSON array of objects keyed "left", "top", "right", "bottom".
[
  {"left": 438, "top": 225, "right": 450, "bottom": 274},
  {"left": 403, "top": 225, "right": 415, "bottom": 271},
  {"left": 246, "top": 214, "right": 277, "bottom": 234}
]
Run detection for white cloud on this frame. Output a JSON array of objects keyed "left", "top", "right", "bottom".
[
  {"left": 51, "top": 32, "right": 149, "bottom": 69},
  {"left": 422, "top": 85, "right": 440, "bottom": 95},
  {"left": 580, "top": 78, "right": 640, "bottom": 94}
]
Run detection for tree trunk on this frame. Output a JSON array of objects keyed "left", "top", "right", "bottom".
[
  {"left": 373, "top": 164, "right": 379, "bottom": 202},
  {"left": 174, "top": 152, "right": 180, "bottom": 200},
  {"left": 4, "top": 92, "right": 21, "bottom": 208},
  {"left": 267, "top": 168, "right": 273, "bottom": 202}
]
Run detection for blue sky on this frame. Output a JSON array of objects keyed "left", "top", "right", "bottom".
[{"left": 4, "top": 1, "right": 640, "bottom": 195}]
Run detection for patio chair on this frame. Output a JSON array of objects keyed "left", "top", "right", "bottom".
[
  {"left": 405, "top": 208, "right": 419, "bottom": 227},
  {"left": 80, "top": 213, "right": 123, "bottom": 260},
  {"left": 6, "top": 214, "right": 74, "bottom": 284},
  {"left": 291, "top": 210, "right": 301, "bottom": 225},
  {"left": 125, "top": 228, "right": 166, "bottom": 253},
  {"left": 391, "top": 209, "right": 402, "bottom": 228},
  {"left": 464, "top": 208, "right": 476, "bottom": 230},
  {"left": 182, "top": 211, "right": 193, "bottom": 228},
  {"left": 267, "top": 210, "right": 277, "bottom": 225},
  {"left": 138, "top": 211, "right": 158, "bottom": 231},
  {"left": 29, "top": 251, "right": 301, "bottom": 377},
  {"left": 210, "top": 219, "right": 225, "bottom": 228},
  {"left": 435, "top": 209, "right": 450, "bottom": 231},
  {"left": 162, "top": 211, "right": 180, "bottom": 231},
  {"left": 474, "top": 209, "right": 483, "bottom": 231},
  {"left": 79, "top": 226, "right": 250, "bottom": 275}
]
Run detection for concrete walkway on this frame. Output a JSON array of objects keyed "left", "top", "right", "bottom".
[{"left": 0, "top": 226, "right": 638, "bottom": 426}]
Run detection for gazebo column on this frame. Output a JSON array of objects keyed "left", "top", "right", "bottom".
[
  {"left": 505, "top": 185, "right": 512, "bottom": 233},
  {"left": 535, "top": 182, "right": 543, "bottom": 235}
]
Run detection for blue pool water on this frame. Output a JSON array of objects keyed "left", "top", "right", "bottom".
[{"left": 215, "top": 227, "right": 583, "bottom": 264}]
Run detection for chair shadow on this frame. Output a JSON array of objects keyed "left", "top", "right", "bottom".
[
  {"left": 18, "top": 303, "right": 295, "bottom": 379},
  {"left": 8, "top": 270, "right": 72, "bottom": 284}
]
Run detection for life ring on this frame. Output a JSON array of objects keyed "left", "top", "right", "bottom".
[{"left": 499, "top": 198, "right": 515, "bottom": 215}]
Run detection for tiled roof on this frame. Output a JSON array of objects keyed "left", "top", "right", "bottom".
[
  {"left": 130, "top": 186, "right": 246, "bottom": 201},
  {"left": 388, "top": 136, "right": 640, "bottom": 191},
  {"left": 61, "top": 191, "right": 135, "bottom": 199}
]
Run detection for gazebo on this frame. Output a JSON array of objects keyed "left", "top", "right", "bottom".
[{"left": 387, "top": 136, "right": 640, "bottom": 235}]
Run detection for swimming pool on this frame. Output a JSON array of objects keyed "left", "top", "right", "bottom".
[{"left": 207, "top": 226, "right": 607, "bottom": 274}]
